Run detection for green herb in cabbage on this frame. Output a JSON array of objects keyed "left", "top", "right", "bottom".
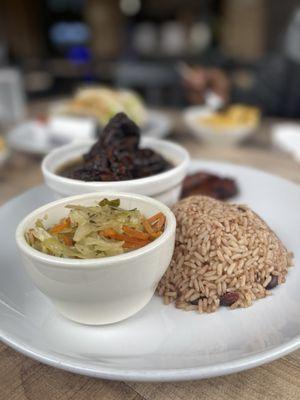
[{"left": 99, "top": 198, "right": 120, "bottom": 207}]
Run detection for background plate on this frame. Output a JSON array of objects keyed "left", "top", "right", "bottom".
[
  {"left": 6, "top": 110, "right": 171, "bottom": 156},
  {"left": 0, "top": 160, "right": 300, "bottom": 381}
]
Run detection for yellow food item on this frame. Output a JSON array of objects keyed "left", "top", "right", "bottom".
[
  {"left": 199, "top": 105, "right": 260, "bottom": 131},
  {"left": 61, "top": 86, "right": 147, "bottom": 127}
]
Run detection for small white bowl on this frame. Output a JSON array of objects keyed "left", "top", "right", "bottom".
[
  {"left": 16, "top": 192, "right": 176, "bottom": 325},
  {"left": 184, "top": 106, "right": 258, "bottom": 145},
  {"left": 42, "top": 137, "right": 190, "bottom": 206}
]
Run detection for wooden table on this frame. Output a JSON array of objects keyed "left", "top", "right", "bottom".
[{"left": 1, "top": 111, "right": 300, "bottom": 400}]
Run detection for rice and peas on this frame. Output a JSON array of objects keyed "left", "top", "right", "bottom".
[{"left": 157, "top": 195, "right": 293, "bottom": 313}]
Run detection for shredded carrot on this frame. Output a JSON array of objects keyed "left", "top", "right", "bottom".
[
  {"left": 99, "top": 212, "right": 166, "bottom": 244},
  {"left": 147, "top": 212, "right": 164, "bottom": 224},
  {"left": 153, "top": 215, "right": 165, "bottom": 231},
  {"left": 123, "top": 237, "right": 150, "bottom": 245},
  {"left": 123, "top": 226, "right": 150, "bottom": 240},
  {"left": 122, "top": 240, "right": 149, "bottom": 249},
  {"left": 111, "top": 233, "right": 132, "bottom": 241},
  {"left": 100, "top": 229, "right": 150, "bottom": 246},
  {"left": 62, "top": 235, "right": 73, "bottom": 246},
  {"left": 147, "top": 212, "right": 166, "bottom": 231},
  {"left": 100, "top": 228, "right": 118, "bottom": 237},
  {"left": 49, "top": 218, "right": 71, "bottom": 234},
  {"left": 99, "top": 229, "right": 149, "bottom": 244},
  {"left": 143, "top": 219, "right": 161, "bottom": 238}
]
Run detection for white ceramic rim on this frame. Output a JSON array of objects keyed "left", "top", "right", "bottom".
[
  {"left": 41, "top": 137, "right": 190, "bottom": 190},
  {"left": 1, "top": 332, "right": 299, "bottom": 381},
  {"left": 16, "top": 191, "right": 176, "bottom": 269}
]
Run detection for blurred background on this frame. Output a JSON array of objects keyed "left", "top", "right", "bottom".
[
  {"left": 2, "top": 0, "right": 300, "bottom": 201},
  {"left": 0, "top": 0, "right": 297, "bottom": 105}
]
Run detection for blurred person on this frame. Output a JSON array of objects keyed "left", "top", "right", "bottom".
[{"left": 184, "top": 7, "right": 300, "bottom": 118}]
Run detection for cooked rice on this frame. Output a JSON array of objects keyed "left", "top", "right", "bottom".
[{"left": 157, "top": 196, "right": 293, "bottom": 313}]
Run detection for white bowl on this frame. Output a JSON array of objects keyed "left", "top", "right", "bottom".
[
  {"left": 183, "top": 106, "right": 258, "bottom": 145},
  {"left": 16, "top": 192, "right": 176, "bottom": 325},
  {"left": 42, "top": 137, "right": 190, "bottom": 206}
]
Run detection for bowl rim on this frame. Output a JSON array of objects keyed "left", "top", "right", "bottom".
[
  {"left": 41, "top": 137, "right": 190, "bottom": 188},
  {"left": 16, "top": 191, "right": 176, "bottom": 269}
]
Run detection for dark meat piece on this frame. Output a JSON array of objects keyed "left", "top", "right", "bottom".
[
  {"left": 67, "top": 112, "right": 171, "bottom": 182},
  {"left": 134, "top": 149, "right": 171, "bottom": 178},
  {"left": 72, "top": 150, "right": 135, "bottom": 181},
  {"left": 181, "top": 172, "right": 238, "bottom": 200},
  {"left": 84, "top": 112, "right": 140, "bottom": 162}
]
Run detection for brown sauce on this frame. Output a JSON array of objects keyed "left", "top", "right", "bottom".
[{"left": 56, "top": 157, "right": 84, "bottom": 178}]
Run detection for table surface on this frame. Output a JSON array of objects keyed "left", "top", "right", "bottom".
[{"left": 1, "top": 107, "right": 300, "bottom": 400}]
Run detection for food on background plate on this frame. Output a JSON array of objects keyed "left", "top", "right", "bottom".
[
  {"left": 56, "top": 86, "right": 147, "bottom": 127},
  {"left": 199, "top": 104, "right": 260, "bottom": 131},
  {"left": 58, "top": 112, "right": 172, "bottom": 181},
  {"left": 157, "top": 195, "right": 293, "bottom": 313},
  {"left": 25, "top": 198, "right": 166, "bottom": 259},
  {"left": 181, "top": 171, "right": 238, "bottom": 200}
]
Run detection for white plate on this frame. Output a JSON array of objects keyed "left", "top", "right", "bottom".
[
  {"left": 1, "top": 160, "right": 300, "bottom": 381},
  {"left": 6, "top": 120, "right": 56, "bottom": 155},
  {"left": 6, "top": 110, "right": 171, "bottom": 156}
]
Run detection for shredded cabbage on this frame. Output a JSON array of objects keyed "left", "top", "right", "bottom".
[{"left": 25, "top": 199, "right": 165, "bottom": 259}]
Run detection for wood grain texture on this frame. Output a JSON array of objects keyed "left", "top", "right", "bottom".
[
  {"left": 128, "top": 351, "right": 300, "bottom": 400},
  {"left": 0, "top": 109, "right": 300, "bottom": 399},
  {"left": 0, "top": 342, "right": 145, "bottom": 400}
]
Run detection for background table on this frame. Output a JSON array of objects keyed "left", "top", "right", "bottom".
[{"left": 1, "top": 109, "right": 300, "bottom": 400}]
